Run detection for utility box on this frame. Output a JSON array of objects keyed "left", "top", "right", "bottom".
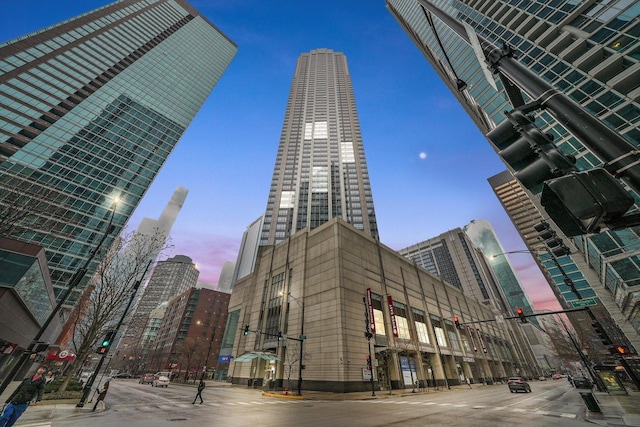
[{"left": 579, "top": 391, "right": 602, "bottom": 412}]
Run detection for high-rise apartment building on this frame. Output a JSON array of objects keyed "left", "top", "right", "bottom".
[
  {"left": 124, "top": 255, "right": 199, "bottom": 350},
  {"left": 387, "top": 0, "right": 640, "bottom": 351},
  {"left": 153, "top": 287, "right": 230, "bottom": 376},
  {"left": 398, "top": 227, "right": 508, "bottom": 310},
  {"left": 0, "top": 0, "right": 236, "bottom": 308},
  {"left": 260, "top": 49, "right": 378, "bottom": 246}
]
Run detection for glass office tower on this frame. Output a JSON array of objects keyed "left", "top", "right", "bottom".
[
  {"left": 0, "top": 0, "right": 236, "bottom": 305},
  {"left": 387, "top": 0, "right": 640, "bottom": 350},
  {"left": 260, "top": 49, "right": 378, "bottom": 246}
]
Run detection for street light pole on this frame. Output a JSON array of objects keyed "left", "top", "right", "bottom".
[
  {"left": 0, "top": 199, "right": 118, "bottom": 396},
  {"left": 288, "top": 293, "right": 305, "bottom": 396},
  {"left": 200, "top": 323, "right": 217, "bottom": 381},
  {"left": 77, "top": 260, "right": 151, "bottom": 407}
]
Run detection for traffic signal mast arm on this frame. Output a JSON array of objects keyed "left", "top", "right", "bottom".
[
  {"left": 418, "top": 0, "right": 640, "bottom": 236},
  {"left": 241, "top": 326, "right": 304, "bottom": 342},
  {"left": 456, "top": 307, "right": 589, "bottom": 325}
]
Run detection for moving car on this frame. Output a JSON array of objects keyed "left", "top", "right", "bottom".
[
  {"left": 507, "top": 377, "right": 531, "bottom": 393},
  {"left": 139, "top": 373, "right": 155, "bottom": 384},
  {"left": 152, "top": 375, "right": 170, "bottom": 387},
  {"left": 114, "top": 372, "right": 134, "bottom": 378}
]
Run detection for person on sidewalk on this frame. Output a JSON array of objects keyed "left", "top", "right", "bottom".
[
  {"left": 465, "top": 377, "right": 472, "bottom": 389},
  {"left": 192, "top": 379, "right": 205, "bottom": 404},
  {"left": 0, "top": 366, "right": 47, "bottom": 427},
  {"left": 92, "top": 377, "right": 111, "bottom": 412}
]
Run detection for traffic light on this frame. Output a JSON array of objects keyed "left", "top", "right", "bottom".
[
  {"left": 277, "top": 331, "right": 283, "bottom": 341},
  {"left": 515, "top": 308, "right": 527, "bottom": 323},
  {"left": 453, "top": 316, "right": 461, "bottom": 330},
  {"left": 101, "top": 330, "right": 116, "bottom": 348},
  {"left": 533, "top": 221, "right": 570, "bottom": 257},
  {"left": 541, "top": 168, "right": 636, "bottom": 236},
  {"left": 97, "top": 346, "right": 108, "bottom": 355},
  {"left": 486, "top": 109, "right": 576, "bottom": 190},
  {"left": 592, "top": 321, "right": 612, "bottom": 346},
  {"left": 611, "top": 345, "right": 629, "bottom": 355},
  {"left": 243, "top": 325, "right": 249, "bottom": 336},
  {"left": 365, "top": 355, "right": 372, "bottom": 370}
]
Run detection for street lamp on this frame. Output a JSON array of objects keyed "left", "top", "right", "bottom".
[
  {"left": 288, "top": 293, "right": 305, "bottom": 396},
  {"left": 0, "top": 196, "right": 119, "bottom": 396},
  {"left": 197, "top": 319, "right": 217, "bottom": 381}
]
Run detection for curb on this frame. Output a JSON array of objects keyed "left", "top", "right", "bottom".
[{"left": 262, "top": 392, "right": 304, "bottom": 400}]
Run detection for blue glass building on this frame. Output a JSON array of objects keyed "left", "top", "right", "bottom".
[
  {"left": 387, "top": 0, "right": 640, "bottom": 352},
  {"left": 0, "top": 0, "right": 236, "bottom": 307}
]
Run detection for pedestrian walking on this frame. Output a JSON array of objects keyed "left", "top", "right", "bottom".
[
  {"left": 465, "top": 377, "right": 472, "bottom": 389},
  {"left": 92, "top": 377, "right": 111, "bottom": 412},
  {"left": 192, "top": 379, "right": 205, "bottom": 404},
  {"left": 0, "top": 366, "right": 47, "bottom": 427}
]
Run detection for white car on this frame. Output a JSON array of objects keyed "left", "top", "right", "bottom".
[{"left": 152, "top": 375, "right": 169, "bottom": 387}]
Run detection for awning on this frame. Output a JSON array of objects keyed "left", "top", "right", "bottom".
[{"left": 234, "top": 352, "right": 280, "bottom": 362}]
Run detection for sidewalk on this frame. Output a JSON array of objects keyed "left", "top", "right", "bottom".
[{"left": 583, "top": 390, "right": 640, "bottom": 427}]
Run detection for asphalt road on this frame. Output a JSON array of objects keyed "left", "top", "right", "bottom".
[{"left": 16, "top": 379, "right": 590, "bottom": 427}]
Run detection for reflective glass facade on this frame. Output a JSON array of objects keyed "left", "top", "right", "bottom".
[
  {"left": 260, "top": 49, "right": 378, "bottom": 246},
  {"left": 387, "top": 0, "right": 640, "bottom": 346},
  {"left": 0, "top": 0, "right": 236, "bottom": 305}
]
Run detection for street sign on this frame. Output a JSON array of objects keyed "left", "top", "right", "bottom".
[{"left": 570, "top": 298, "right": 597, "bottom": 308}]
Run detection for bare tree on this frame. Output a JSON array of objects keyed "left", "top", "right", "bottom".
[
  {"left": 283, "top": 341, "right": 313, "bottom": 391},
  {"left": 177, "top": 338, "right": 207, "bottom": 382},
  {"left": 57, "top": 228, "right": 170, "bottom": 392}
]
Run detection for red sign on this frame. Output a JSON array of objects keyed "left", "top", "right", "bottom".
[
  {"left": 476, "top": 329, "right": 488, "bottom": 353},
  {"left": 387, "top": 295, "right": 399, "bottom": 337},
  {"left": 366, "top": 288, "right": 376, "bottom": 334}
]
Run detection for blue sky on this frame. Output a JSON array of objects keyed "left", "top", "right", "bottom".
[{"left": 0, "top": 0, "right": 559, "bottom": 310}]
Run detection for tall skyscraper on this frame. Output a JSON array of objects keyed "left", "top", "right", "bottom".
[
  {"left": 0, "top": 0, "right": 236, "bottom": 308},
  {"left": 260, "top": 49, "right": 378, "bottom": 246},
  {"left": 464, "top": 219, "right": 539, "bottom": 327},
  {"left": 387, "top": 0, "right": 640, "bottom": 351}
]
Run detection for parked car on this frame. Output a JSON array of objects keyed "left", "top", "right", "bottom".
[
  {"left": 139, "top": 373, "right": 155, "bottom": 384},
  {"left": 507, "top": 377, "right": 531, "bottom": 393},
  {"left": 572, "top": 377, "right": 593, "bottom": 389},
  {"left": 552, "top": 374, "right": 563, "bottom": 380},
  {"left": 152, "top": 375, "right": 170, "bottom": 387},
  {"left": 539, "top": 376, "right": 548, "bottom": 381}
]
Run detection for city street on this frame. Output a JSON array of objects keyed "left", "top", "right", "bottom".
[{"left": 14, "top": 379, "right": 595, "bottom": 427}]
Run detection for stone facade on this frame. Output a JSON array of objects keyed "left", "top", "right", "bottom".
[{"left": 228, "top": 219, "right": 539, "bottom": 392}]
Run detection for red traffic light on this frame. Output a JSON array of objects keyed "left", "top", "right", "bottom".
[
  {"left": 613, "top": 345, "right": 629, "bottom": 355},
  {"left": 453, "top": 316, "right": 461, "bottom": 329},
  {"left": 515, "top": 308, "right": 527, "bottom": 323}
]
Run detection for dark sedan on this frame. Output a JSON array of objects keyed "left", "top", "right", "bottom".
[{"left": 507, "top": 377, "right": 531, "bottom": 393}]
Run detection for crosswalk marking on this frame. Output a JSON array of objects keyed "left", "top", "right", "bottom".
[
  {"left": 14, "top": 422, "right": 52, "bottom": 427},
  {"left": 350, "top": 399, "right": 576, "bottom": 419}
]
